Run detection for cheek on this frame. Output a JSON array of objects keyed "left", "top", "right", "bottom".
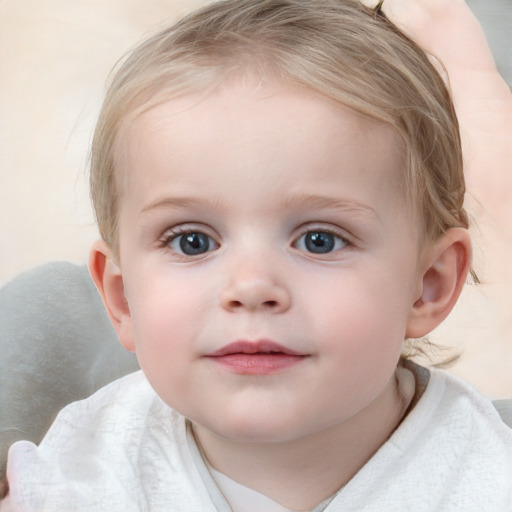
[
  {"left": 126, "top": 272, "right": 206, "bottom": 359},
  {"left": 319, "top": 269, "right": 410, "bottom": 316},
  {"left": 307, "top": 277, "right": 410, "bottom": 411},
  {"left": 307, "top": 269, "right": 413, "bottom": 358},
  {"left": 127, "top": 284, "right": 202, "bottom": 409}
]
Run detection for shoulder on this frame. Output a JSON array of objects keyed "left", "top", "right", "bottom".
[
  {"left": 400, "top": 367, "right": 512, "bottom": 457},
  {"left": 333, "top": 368, "right": 512, "bottom": 511},
  {"left": 2, "top": 372, "right": 213, "bottom": 511},
  {"left": 36, "top": 370, "right": 186, "bottom": 461},
  {"left": 421, "top": 368, "right": 512, "bottom": 436},
  {"left": 48, "top": 370, "right": 159, "bottom": 421},
  {"left": 395, "top": 368, "right": 512, "bottom": 507}
]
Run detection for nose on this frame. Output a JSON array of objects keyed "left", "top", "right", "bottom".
[{"left": 220, "top": 259, "right": 291, "bottom": 314}]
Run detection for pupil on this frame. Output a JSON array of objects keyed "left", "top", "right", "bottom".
[
  {"left": 305, "top": 232, "right": 335, "bottom": 253},
  {"left": 180, "top": 233, "right": 209, "bottom": 255}
]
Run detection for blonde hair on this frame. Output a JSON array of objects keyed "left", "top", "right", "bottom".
[{"left": 91, "top": 0, "right": 468, "bottom": 252}]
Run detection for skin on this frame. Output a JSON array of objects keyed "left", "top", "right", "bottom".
[
  {"left": 377, "top": 0, "right": 512, "bottom": 394},
  {"left": 90, "top": 79, "right": 471, "bottom": 509},
  {"left": 0, "top": 0, "right": 505, "bottom": 503},
  {"left": 372, "top": 0, "right": 512, "bottom": 234}
]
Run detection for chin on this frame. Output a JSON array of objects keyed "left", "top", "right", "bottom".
[{"left": 208, "top": 412, "right": 320, "bottom": 444}]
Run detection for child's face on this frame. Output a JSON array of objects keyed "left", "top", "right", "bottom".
[{"left": 112, "top": 79, "right": 429, "bottom": 443}]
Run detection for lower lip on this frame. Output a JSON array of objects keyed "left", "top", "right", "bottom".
[{"left": 208, "top": 353, "right": 306, "bottom": 375}]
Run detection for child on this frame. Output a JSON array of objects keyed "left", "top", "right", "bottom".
[{"left": 2, "top": 0, "right": 511, "bottom": 510}]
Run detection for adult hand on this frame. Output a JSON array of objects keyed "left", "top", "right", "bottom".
[{"left": 363, "top": 0, "right": 512, "bottom": 234}]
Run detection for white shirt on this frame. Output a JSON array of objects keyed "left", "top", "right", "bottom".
[{"left": 2, "top": 368, "right": 511, "bottom": 511}]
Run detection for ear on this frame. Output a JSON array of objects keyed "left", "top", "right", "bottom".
[
  {"left": 89, "top": 240, "right": 136, "bottom": 352},
  {"left": 406, "top": 228, "right": 472, "bottom": 339}
]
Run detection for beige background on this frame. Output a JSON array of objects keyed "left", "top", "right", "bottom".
[{"left": 0, "top": 0, "right": 510, "bottom": 397}]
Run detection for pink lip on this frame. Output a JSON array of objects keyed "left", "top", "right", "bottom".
[
  {"left": 206, "top": 340, "right": 307, "bottom": 375},
  {"left": 209, "top": 340, "right": 303, "bottom": 357}
]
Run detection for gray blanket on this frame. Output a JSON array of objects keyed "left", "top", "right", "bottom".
[{"left": 0, "top": 262, "right": 138, "bottom": 487}]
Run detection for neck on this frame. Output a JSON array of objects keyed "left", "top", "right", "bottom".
[{"left": 193, "top": 365, "right": 415, "bottom": 510}]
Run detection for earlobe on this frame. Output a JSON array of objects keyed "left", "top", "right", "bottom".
[
  {"left": 406, "top": 228, "right": 472, "bottom": 339},
  {"left": 89, "top": 240, "right": 136, "bottom": 352}
]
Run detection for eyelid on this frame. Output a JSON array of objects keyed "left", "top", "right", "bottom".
[
  {"left": 291, "top": 223, "right": 354, "bottom": 258},
  {"left": 159, "top": 224, "right": 220, "bottom": 256},
  {"left": 293, "top": 223, "right": 353, "bottom": 245},
  {"left": 160, "top": 222, "right": 219, "bottom": 239}
]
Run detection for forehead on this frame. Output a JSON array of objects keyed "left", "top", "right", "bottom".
[{"left": 114, "top": 79, "right": 410, "bottom": 221}]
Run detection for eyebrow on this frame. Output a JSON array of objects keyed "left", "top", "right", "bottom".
[
  {"left": 140, "top": 193, "right": 378, "bottom": 220},
  {"left": 140, "top": 196, "right": 222, "bottom": 214},
  {"left": 283, "top": 194, "right": 378, "bottom": 219}
]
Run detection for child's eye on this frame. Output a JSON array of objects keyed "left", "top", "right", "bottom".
[
  {"left": 295, "top": 230, "right": 347, "bottom": 254},
  {"left": 166, "top": 231, "right": 219, "bottom": 256}
]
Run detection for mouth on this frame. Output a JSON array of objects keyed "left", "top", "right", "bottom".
[{"left": 206, "top": 340, "right": 308, "bottom": 375}]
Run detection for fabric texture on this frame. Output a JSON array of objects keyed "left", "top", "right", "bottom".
[
  {"left": 0, "top": 263, "right": 138, "bottom": 488},
  {"left": 206, "top": 465, "right": 339, "bottom": 512},
  {"left": 2, "top": 368, "right": 511, "bottom": 512}
]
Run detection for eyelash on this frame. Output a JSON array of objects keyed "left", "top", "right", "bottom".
[
  {"left": 293, "top": 226, "right": 352, "bottom": 256},
  {"left": 158, "top": 226, "right": 220, "bottom": 258},
  {"left": 158, "top": 224, "right": 353, "bottom": 258}
]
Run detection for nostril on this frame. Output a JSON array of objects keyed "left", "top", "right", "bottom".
[
  {"left": 226, "top": 299, "right": 279, "bottom": 310},
  {"left": 221, "top": 284, "right": 291, "bottom": 312}
]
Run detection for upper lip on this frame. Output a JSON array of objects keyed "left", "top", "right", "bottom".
[{"left": 207, "top": 340, "right": 304, "bottom": 357}]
